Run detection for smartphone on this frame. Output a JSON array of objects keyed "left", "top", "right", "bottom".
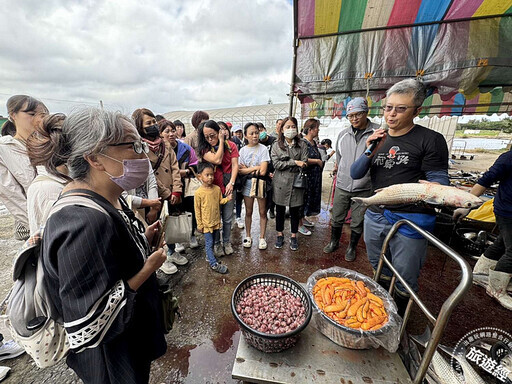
[{"left": 152, "top": 215, "right": 169, "bottom": 251}]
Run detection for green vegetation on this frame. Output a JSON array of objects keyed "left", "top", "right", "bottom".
[{"left": 457, "top": 117, "right": 512, "bottom": 133}]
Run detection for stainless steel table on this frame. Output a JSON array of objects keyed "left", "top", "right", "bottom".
[{"left": 232, "top": 324, "right": 412, "bottom": 384}]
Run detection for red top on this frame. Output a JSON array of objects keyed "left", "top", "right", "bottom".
[{"left": 212, "top": 140, "right": 239, "bottom": 194}]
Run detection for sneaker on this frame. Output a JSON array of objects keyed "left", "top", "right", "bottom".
[
  {"left": 243, "top": 237, "right": 252, "bottom": 248},
  {"left": 224, "top": 242, "right": 234, "bottom": 255},
  {"left": 259, "top": 238, "right": 267, "bottom": 250},
  {"left": 0, "top": 340, "right": 25, "bottom": 362},
  {"left": 236, "top": 217, "right": 245, "bottom": 229},
  {"left": 303, "top": 218, "right": 314, "bottom": 228},
  {"left": 275, "top": 235, "right": 284, "bottom": 249},
  {"left": 175, "top": 243, "right": 185, "bottom": 253},
  {"left": 169, "top": 252, "right": 188, "bottom": 266},
  {"left": 269, "top": 210, "right": 275, "bottom": 219},
  {"left": 160, "top": 259, "right": 178, "bottom": 275},
  {"left": 211, "top": 262, "right": 228, "bottom": 274},
  {"left": 290, "top": 237, "right": 299, "bottom": 251},
  {"left": 298, "top": 225, "right": 312, "bottom": 236},
  {"left": 189, "top": 235, "right": 199, "bottom": 249},
  {"left": 214, "top": 243, "right": 225, "bottom": 257},
  {"left": 0, "top": 366, "right": 10, "bottom": 382}
]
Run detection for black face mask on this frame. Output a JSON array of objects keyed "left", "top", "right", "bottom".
[{"left": 144, "top": 124, "right": 160, "bottom": 139}]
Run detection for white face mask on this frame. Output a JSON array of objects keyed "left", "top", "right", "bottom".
[{"left": 284, "top": 128, "right": 297, "bottom": 139}]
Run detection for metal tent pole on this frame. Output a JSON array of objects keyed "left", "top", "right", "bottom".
[{"left": 288, "top": 0, "right": 299, "bottom": 117}]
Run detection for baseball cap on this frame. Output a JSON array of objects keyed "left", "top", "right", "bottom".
[
  {"left": 231, "top": 125, "right": 242, "bottom": 133},
  {"left": 226, "top": 122, "right": 233, "bottom": 128}
]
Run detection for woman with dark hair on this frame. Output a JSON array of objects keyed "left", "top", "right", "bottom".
[
  {"left": 238, "top": 122, "right": 270, "bottom": 250},
  {"left": 173, "top": 120, "right": 186, "bottom": 139},
  {"left": 0, "top": 95, "right": 48, "bottom": 240},
  {"left": 42, "top": 107, "right": 167, "bottom": 383},
  {"left": 198, "top": 120, "right": 239, "bottom": 256},
  {"left": 132, "top": 108, "right": 186, "bottom": 275},
  {"left": 26, "top": 113, "right": 71, "bottom": 234},
  {"left": 299, "top": 118, "right": 323, "bottom": 234},
  {"left": 159, "top": 119, "right": 199, "bottom": 250},
  {"left": 270, "top": 117, "right": 308, "bottom": 251}
]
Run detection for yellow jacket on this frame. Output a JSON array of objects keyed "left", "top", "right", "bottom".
[{"left": 194, "top": 184, "right": 230, "bottom": 233}]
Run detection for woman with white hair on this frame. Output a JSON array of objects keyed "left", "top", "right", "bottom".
[{"left": 42, "top": 108, "right": 167, "bottom": 383}]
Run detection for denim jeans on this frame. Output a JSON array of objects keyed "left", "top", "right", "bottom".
[
  {"left": 485, "top": 214, "right": 512, "bottom": 273},
  {"left": 204, "top": 230, "right": 219, "bottom": 266},
  {"left": 364, "top": 211, "right": 428, "bottom": 294},
  {"left": 215, "top": 198, "right": 234, "bottom": 245}
]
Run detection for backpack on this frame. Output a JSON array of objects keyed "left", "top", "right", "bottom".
[{"left": 6, "top": 194, "right": 107, "bottom": 368}]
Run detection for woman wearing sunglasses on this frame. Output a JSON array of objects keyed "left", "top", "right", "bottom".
[
  {"left": 198, "top": 120, "right": 239, "bottom": 257},
  {"left": 132, "top": 108, "right": 186, "bottom": 275}
]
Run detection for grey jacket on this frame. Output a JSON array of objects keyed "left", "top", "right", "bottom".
[
  {"left": 271, "top": 139, "right": 308, "bottom": 207},
  {"left": 335, "top": 120, "right": 379, "bottom": 192}
]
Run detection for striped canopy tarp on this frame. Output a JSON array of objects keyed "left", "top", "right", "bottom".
[{"left": 293, "top": 0, "right": 512, "bottom": 118}]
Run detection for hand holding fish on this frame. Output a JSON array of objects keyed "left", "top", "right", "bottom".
[{"left": 453, "top": 208, "right": 471, "bottom": 222}]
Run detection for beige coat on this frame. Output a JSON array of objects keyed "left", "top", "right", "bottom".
[
  {"left": 148, "top": 142, "right": 182, "bottom": 200},
  {"left": 271, "top": 139, "right": 308, "bottom": 207},
  {"left": 0, "top": 135, "right": 36, "bottom": 227}
]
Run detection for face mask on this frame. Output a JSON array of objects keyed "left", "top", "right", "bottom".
[
  {"left": 284, "top": 128, "right": 297, "bottom": 139},
  {"left": 259, "top": 131, "right": 268, "bottom": 141},
  {"left": 101, "top": 154, "right": 151, "bottom": 191},
  {"left": 144, "top": 124, "right": 160, "bottom": 140}
]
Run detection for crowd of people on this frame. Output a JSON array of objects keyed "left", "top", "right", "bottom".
[{"left": 0, "top": 78, "right": 510, "bottom": 383}]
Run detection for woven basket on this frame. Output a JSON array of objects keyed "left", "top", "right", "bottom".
[{"left": 231, "top": 273, "right": 312, "bottom": 353}]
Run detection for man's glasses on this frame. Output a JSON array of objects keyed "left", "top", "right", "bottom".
[
  {"left": 347, "top": 111, "right": 366, "bottom": 120},
  {"left": 109, "top": 140, "right": 149, "bottom": 154},
  {"left": 383, "top": 105, "right": 417, "bottom": 113}
]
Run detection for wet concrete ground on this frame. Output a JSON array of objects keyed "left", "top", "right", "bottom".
[{"left": 1, "top": 175, "right": 511, "bottom": 383}]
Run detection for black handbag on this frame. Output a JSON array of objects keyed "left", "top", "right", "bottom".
[{"left": 293, "top": 170, "right": 307, "bottom": 189}]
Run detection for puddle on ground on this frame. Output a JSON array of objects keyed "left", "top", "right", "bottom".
[{"left": 154, "top": 316, "right": 242, "bottom": 384}]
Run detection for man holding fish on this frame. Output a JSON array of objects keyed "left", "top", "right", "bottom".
[{"left": 351, "top": 79, "right": 450, "bottom": 313}]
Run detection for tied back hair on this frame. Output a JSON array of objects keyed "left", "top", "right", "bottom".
[
  {"left": 26, "top": 113, "right": 71, "bottom": 181},
  {"left": 63, "top": 107, "right": 133, "bottom": 180}
]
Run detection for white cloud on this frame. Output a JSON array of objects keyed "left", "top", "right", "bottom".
[{"left": 0, "top": 0, "right": 293, "bottom": 116}]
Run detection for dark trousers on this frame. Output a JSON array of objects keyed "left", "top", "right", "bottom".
[
  {"left": 266, "top": 188, "right": 275, "bottom": 213},
  {"left": 275, "top": 204, "right": 301, "bottom": 234},
  {"left": 484, "top": 214, "right": 512, "bottom": 273},
  {"left": 235, "top": 190, "right": 243, "bottom": 218}
]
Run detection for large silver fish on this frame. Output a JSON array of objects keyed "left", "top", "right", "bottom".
[{"left": 352, "top": 183, "right": 483, "bottom": 209}]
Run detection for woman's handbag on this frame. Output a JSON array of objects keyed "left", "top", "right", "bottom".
[
  {"left": 184, "top": 169, "right": 202, "bottom": 198},
  {"left": 159, "top": 284, "right": 180, "bottom": 334},
  {"left": 249, "top": 171, "right": 266, "bottom": 199},
  {"left": 293, "top": 169, "right": 308, "bottom": 189},
  {"left": 159, "top": 201, "right": 193, "bottom": 244}
]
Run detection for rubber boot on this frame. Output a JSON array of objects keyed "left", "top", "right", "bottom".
[
  {"left": 323, "top": 226, "right": 342, "bottom": 254},
  {"left": 473, "top": 255, "right": 512, "bottom": 292},
  {"left": 345, "top": 231, "right": 362, "bottom": 262},
  {"left": 473, "top": 254, "right": 497, "bottom": 289},
  {"left": 486, "top": 268, "right": 512, "bottom": 310}
]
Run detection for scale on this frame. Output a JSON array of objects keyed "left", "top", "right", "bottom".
[{"left": 232, "top": 220, "right": 472, "bottom": 384}]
